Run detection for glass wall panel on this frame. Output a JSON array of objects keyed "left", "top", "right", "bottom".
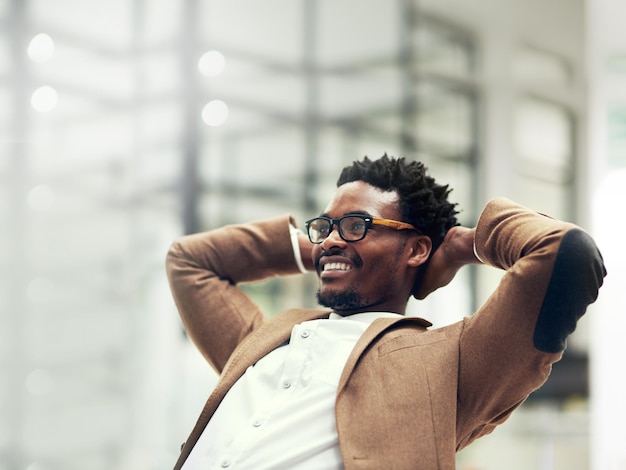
[{"left": 512, "top": 96, "right": 575, "bottom": 219}]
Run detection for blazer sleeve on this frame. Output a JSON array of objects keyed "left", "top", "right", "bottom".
[
  {"left": 166, "top": 215, "right": 304, "bottom": 373},
  {"left": 456, "top": 197, "right": 606, "bottom": 447}
]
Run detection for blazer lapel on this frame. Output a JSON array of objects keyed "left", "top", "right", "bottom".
[{"left": 337, "top": 316, "right": 431, "bottom": 394}]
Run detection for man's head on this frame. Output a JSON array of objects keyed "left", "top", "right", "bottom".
[
  {"left": 308, "top": 154, "right": 458, "bottom": 315},
  {"left": 336, "top": 154, "right": 458, "bottom": 251}
]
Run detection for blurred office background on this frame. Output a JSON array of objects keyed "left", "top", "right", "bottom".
[{"left": 0, "top": 0, "right": 624, "bottom": 469}]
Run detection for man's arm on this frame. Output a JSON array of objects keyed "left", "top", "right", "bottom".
[
  {"left": 455, "top": 198, "right": 606, "bottom": 447},
  {"left": 166, "top": 215, "right": 306, "bottom": 372}
]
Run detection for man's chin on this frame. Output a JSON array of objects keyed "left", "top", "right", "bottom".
[{"left": 317, "top": 288, "right": 364, "bottom": 313}]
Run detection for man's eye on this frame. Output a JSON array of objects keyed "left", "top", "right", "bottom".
[
  {"left": 346, "top": 220, "right": 365, "bottom": 233},
  {"left": 313, "top": 220, "right": 331, "bottom": 232}
]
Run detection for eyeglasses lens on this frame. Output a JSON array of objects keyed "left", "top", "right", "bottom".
[
  {"left": 308, "top": 219, "right": 330, "bottom": 243},
  {"left": 339, "top": 217, "right": 367, "bottom": 241}
]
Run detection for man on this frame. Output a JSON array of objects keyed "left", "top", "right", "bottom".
[{"left": 166, "top": 155, "right": 605, "bottom": 469}]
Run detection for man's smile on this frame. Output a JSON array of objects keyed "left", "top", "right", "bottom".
[
  {"left": 323, "top": 262, "right": 353, "bottom": 272},
  {"left": 316, "top": 254, "right": 360, "bottom": 280}
]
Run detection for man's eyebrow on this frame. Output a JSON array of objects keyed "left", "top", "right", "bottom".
[{"left": 318, "top": 210, "right": 373, "bottom": 218}]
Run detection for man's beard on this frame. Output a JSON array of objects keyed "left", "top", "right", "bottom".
[{"left": 317, "top": 287, "right": 366, "bottom": 314}]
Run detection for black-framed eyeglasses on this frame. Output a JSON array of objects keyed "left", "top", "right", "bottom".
[{"left": 305, "top": 214, "right": 421, "bottom": 244}]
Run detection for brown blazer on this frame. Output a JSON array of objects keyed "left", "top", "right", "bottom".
[{"left": 166, "top": 198, "right": 605, "bottom": 470}]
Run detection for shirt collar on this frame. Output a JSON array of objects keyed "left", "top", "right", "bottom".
[{"left": 328, "top": 311, "right": 403, "bottom": 325}]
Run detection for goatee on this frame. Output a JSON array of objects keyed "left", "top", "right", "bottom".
[{"left": 317, "top": 288, "right": 364, "bottom": 313}]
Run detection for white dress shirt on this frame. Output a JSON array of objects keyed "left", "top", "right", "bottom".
[{"left": 181, "top": 311, "right": 402, "bottom": 470}]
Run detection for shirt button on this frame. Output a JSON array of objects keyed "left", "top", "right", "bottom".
[
  {"left": 253, "top": 420, "right": 262, "bottom": 427},
  {"left": 221, "top": 461, "right": 230, "bottom": 468},
  {"left": 282, "top": 381, "right": 291, "bottom": 389},
  {"left": 300, "top": 330, "right": 310, "bottom": 338}
]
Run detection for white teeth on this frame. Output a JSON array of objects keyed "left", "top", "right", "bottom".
[{"left": 323, "top": 262, "right": 352, "bottom": 272}]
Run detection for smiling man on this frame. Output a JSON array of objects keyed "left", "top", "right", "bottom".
[
  {"left": 311, "top": 180, "right": 432, "bottom": 315},
  {"left": 166, "top": 155, "right": 605, "bottom": 470}
]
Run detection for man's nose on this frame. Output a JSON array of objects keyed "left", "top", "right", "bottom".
[{"left": 320, "top": 224, "right": 347, "bottom": 250}]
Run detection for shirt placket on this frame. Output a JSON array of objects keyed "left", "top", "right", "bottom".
[{"left": 214, "top": 322, "right": 317, "bottom": 469}]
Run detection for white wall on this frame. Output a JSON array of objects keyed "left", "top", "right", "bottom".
[{"left": 587, "top": 1, "right": 626, "bottom": 469}]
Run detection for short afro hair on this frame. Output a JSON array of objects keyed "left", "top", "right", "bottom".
[{"left": 336, "top": 154, "right": 459, "bottom": 252}]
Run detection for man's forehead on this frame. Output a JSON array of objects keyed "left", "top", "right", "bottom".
[{"left": 322, "top": 181, "right": 400, "bottom": 217}]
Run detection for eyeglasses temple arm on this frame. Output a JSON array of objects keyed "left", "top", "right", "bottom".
[{"left": 372, "top": 218, "right": 420, "bottom": 233}]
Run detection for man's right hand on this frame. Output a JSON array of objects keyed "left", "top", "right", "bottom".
[{"left": 413, "top": 226, "right": 481, "bottom": 300}]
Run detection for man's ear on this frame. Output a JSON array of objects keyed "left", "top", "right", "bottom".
[{"left": 407, "top": 235, "right": 432, "bottom": 267}]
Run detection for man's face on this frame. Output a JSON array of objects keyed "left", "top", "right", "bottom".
[{"left": 312, "top": 181, "right": 421, "bottom": 316}]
